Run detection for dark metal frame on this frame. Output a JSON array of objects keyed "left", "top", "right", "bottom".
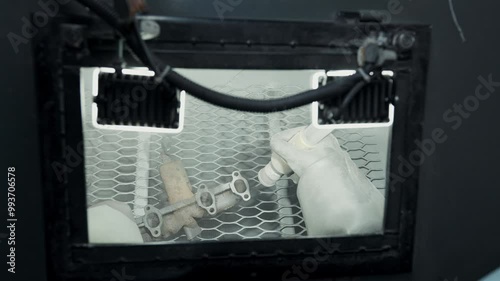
[{"left": 35, "top": 12, "right": 430, "bottom": 281}]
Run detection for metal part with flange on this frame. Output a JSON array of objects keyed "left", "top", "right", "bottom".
[
  {"left": 196, "top": 172, "right": 252, "bottom": 215},
  {"left": 196, "top": 184, "right": 217, "bottom": 215},
  {"left": 137, "top": 172, "right": 251, "bottom": 238},
  {"left": 229, "top": 171, "right": 251, "bottom": 202},
  {"left": 136, "top": 197, "right": 199, "bottom": 238},
  {"left": 141, "top": 205, "right": 163, "bottom": 238}
]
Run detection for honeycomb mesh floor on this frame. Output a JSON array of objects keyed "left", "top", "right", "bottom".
[{"left": 82, "top": 69, "right": 390, "bottom": 242}]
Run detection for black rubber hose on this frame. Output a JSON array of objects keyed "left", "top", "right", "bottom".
[
  {"left": 167, "top": 71, "right": 364, "bottom": 112},
  {"left": 340, "top": 81, "right": 366, "bottom": 112},
  {"left": 76, "top": 0, "right": 122, "bottom": 31},
  {"left": 128, "top": 23, "right": 368, "bottom": 112},
  {"left": 76, "top": 0, "right": 368, "bottom": 113}
]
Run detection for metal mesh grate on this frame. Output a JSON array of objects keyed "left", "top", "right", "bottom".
[{"left": 82, "top": 69, "right": 390, "bottom": 242}]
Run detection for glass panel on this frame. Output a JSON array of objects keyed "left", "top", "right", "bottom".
[{"left": 81, "top": 68, "right": 391, "bottom": 244}]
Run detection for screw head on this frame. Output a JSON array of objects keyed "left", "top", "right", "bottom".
[
  {"left": 140, "top": 20, "right": 160, "bottom": 41},
  {"left": 64, "top": 27, "right": 84, "bottom": 48},
  {"left": 394, "top": 31, "right": 416, "bottom": 50}
]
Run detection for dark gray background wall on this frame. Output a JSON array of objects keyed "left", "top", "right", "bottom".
[
  {"left": 1, "top": 0, "right": 499, "bottom": 280},
  {"left": 1, "top": 1, "right": 46, "bottom": 281}
]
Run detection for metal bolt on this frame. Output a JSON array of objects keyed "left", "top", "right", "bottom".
[
  {"left": 394, "top": 31, "right": 416, "bottom": 50},
  {"left": 140, "top": 20, "right": 160, "bottom": 41},
  {"left": 63, "top": 26, "right": 84, "bottom": 48}
]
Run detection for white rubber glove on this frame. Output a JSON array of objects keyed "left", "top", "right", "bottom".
[
  {"left": 271, "top": 127, "right": 385, "bottom": 237},
  {"left": 88, "top": 201, "right": 144, "bottom": 244}
]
